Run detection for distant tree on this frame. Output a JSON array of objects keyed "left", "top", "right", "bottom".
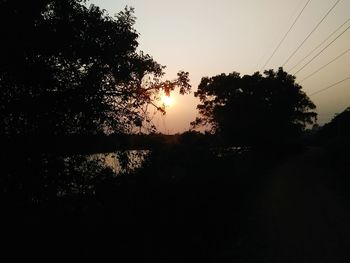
[
  {"left": 192, "top": 68, "right": 317, "bottom": 144},
  {"left": 319, "top": 107, "right": 350, "bottom": 139},
  {"left": 317, "top": 107, "right": 350, "bottom": 171},
  {"left": 0, "top": 0, "right": 190, "bottom": 137}
]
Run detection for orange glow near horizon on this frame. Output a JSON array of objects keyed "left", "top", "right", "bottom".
[{"left": 91, "top": 0, "right": 350, "bottom": 132}]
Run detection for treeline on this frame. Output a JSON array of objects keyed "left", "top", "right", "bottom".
[
  {"left": 1, "top": 1, "right": 349, "bottom": 261},
  {"left": 317, "top": 107, "right": 350, "bottom": 179}
]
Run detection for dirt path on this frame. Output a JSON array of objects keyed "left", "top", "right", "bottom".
[{"left": 251, "top": 147, "right": 350, "bottom": 262}]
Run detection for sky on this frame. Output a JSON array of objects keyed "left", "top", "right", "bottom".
[{"left": 89, "top": 0, "right": 350, "bottom": 133}]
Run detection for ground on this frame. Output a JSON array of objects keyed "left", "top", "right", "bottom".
[{"left": 231, "top": 147, "right": 350, "bottom": 262}]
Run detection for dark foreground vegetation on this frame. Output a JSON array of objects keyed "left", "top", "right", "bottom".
[
  {"left": 1, "top": 132, "right": 305, "bottom": 261},
  {"left": 3, "top": 128, "right": 349, "bottom": 262},
  {"left": 1, "top": 1, "right": 350, "bottom": 262}
]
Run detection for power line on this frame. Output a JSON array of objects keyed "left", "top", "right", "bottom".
[
  {"left": 309, "top": 76, "right": 350, "bottom": 96},
  {"left": 288, "top": 16, "right": 350, "bottom": 72},
  {"left": 282, "top": 0, "right": 341, "bottom": 67},
  {"left": 294, "top": 24, "right": 350, "bottom": 75},
  {"left": 260, "top": 0, "right": 311, "bottom": 71},
  {"left": 299, "top": 47, "right": 350, "bottom": 83},
  {"left": 255, "top": 0, "right": 305, "bottom": 71}
]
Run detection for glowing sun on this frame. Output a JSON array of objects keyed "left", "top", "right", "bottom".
[{"left": 161, "top": 94, "right": 174, "bottom": 107}]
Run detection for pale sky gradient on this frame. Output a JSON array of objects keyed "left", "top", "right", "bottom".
[{"left": 89, "top": 0, "right": 350, "bottom": 133}]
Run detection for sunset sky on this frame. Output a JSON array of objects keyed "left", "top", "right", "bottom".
[{"left": 89, "top": 0, "right": 350, "bottom": 133}]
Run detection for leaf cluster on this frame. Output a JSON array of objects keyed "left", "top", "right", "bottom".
[
  {"left": 0, "top": 0, "right": 190, "bottom": 136},
  {"left": 192, "top": 68, "right": 317, "bottom": 144}
]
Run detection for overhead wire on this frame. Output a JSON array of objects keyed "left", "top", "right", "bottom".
[
  {"left": 309, "top": 76, "right": 350, "bottom": 96},
  {"left": 294, "top": 24, "right": 350, "bottom": 75},
  {"left": 288, "top": 16, "right": 350, "bottom": 72},
  {"left": 299, "top": 47, "right": 350, "bottom": 83},
  {"left": 282, "top": 0, "right": 341, "bottom": 67},
  {"left": 255, "top": 0, "right": 305, "bottom": 71},
  {"left": 260, "top": 0, "right": 311, "bottom": 71}
]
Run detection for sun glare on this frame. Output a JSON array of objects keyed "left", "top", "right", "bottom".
[{"left": 161, "top": 94, "right": 174, "bottom": 107}]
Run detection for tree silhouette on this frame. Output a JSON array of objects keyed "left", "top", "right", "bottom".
[
  {"left": 320, "top": 107, "right": 350, "bottom": 139},
  {"left": 0, "top": 1, "right": 190, "bottom": 137},
  {"left": 0, "top": 0, "right": 192, "bottom": 218},
  {"left": 192, "top": 68, "right": 317, "bottom": 144}
]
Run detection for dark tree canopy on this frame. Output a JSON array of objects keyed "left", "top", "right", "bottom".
[
  {"left": 0, "top": 0, "right": 190, "bottom": 137},
  {"left": 319, "top": 107, "right": 350, "bottom": 139},
  {"left": 192, "top": 68, "right": 317, "bottom": 144}
]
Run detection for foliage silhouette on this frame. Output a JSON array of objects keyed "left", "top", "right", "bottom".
[
  {"left": 0, "top": 0, "right": 194, "bottom": 231},
  {"left": 0, "top": 0, "right": 191, "bottom": 218},
  {"left": 1, "top": 2, "right": 343, "bottom": 262},
  {"left": 318, "top": 107, "right": 350, "bottom": 176},
  {"left": 0, "top": 0, "right": 190, "bottom": 137},
  {"left": 319, "top": 107, "right": 350, "bottom": 139},
  {"left": 192, "top": 67, "right": 317, "bottom": 145}
]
